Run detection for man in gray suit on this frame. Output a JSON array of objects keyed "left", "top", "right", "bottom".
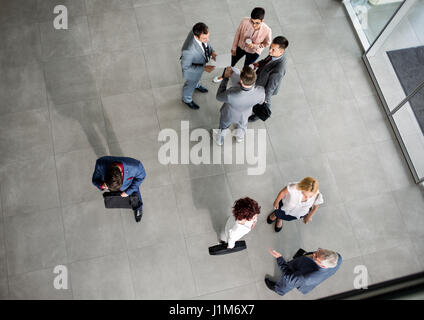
[
  {"left": 249, "top": 36, "right": 289, "bottom": 122},
  {"left": 181, "top": 22, "right": 217, "bottom": 110},
  {"left": 212, "top": 66, "right": 265, "bottom": 145}
]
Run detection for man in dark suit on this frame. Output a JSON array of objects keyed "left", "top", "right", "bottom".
[
  {"left": 265, "top": 248, "right": 342, "bottom": 296},
  {"left": 181, "top": 22, "right": 217, "bottom": 110},
  {"left": 92, "top": 156, "right": 146, "bottom": 222},
  {"left": 249, "top": 36, "right": 289, "bottom": 122}
]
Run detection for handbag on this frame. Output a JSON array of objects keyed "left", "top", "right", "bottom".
[
  {"left": 252, "top": 102, "right": 271, "bottom": 121},
  {"left": 208, "top": 241, "right": 247, "bottom": 255}
]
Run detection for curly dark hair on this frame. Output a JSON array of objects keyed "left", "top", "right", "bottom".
[{"left": 233, "top": 197, "right": 261, "bottom": 221}]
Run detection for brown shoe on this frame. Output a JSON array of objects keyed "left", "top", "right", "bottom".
[
  {"left": 275, "top": 219, "right": 283, "bottom": 232},
  {"left": 267, "top": 212, "right": 277, "bottom": 224}
]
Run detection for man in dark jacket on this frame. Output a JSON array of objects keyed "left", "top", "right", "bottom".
[
  {"left": 265, "top": 248, "right": 342, "bottom": 296},
  {"left": 249, "top": 36, "right": 289, "bottom": 122},
  {"left": 92, "top": 156, "right": 146, "bottom": 222}
]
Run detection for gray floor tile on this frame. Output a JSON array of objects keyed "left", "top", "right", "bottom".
[
  {"left": 345, "top": 193, "right": 409, "bottom": 256},
  {"left": 298, "top": 203, "right": 361, "bottom": 260},
  {"left": 94, "top": 48, "right": 151, "bottom": 97},
  {"left": 143, "top": 42, "right": 183, "bottom": 88},
  {"left": 120, "top": 185, "right": 184, "bottom": 251},
  {"left": 44, "top": 55, "right": 98, "bottom": 105},
  {"left": 327, "top": 144, "right": 391, "bottom": 203},
  {"left": 0, "top": 63, "right": 47, "bottom": 114},
  {"left": 0, "top": 109, "right": 53, "bottom": 166},
  {"left": 88, "top": 9, "right": 140, "bottom": 53},
  {"left": 314, "top": 0, "right": 346, "bottom": 19},
  {"left": 324, "top": 16, "right": 363, "bottom": 58},
  {"left": 185, "top": 232, "right": 254, "bottom": 296},
  {"left": 266, "top": 109, "right": 322, "bottom": 162},
  {"left": 56, "top": 147, "right": 109, "bottom": 207},
  {"left": 62, "top": 200, "right": 126, "bottom": 262},
  {"left": 128, "top": 239, "right": 196, "bottom": 299},
  {"left": 0, "top": 278, "right": 8, "bottom": 299},
  {"left": 0, "top": 23, "right": 42, "bottom": 68},
  {"left": 256, "top": 279, "right": 308, "bottom": 300},
  {"left": 272, "top": 0, "right": 323, "bottom": 27},
  {"left": 173, "top": 174, "right": 233, "bottom": 237},
  {"left": 227, "top": 0, "right": 280, "bottom": 27},
  {"left": 5, "top": 208, "right": 67, "bottom": 276},
  {"left": 35, "top": 0, "right": 87, "bottom": 22},
  {"left": 51, "top": 98, "right": 108, "bottom": 154},
  {"left": 311, "top": 99, "right": 372, "bottom": 153},
  {"left": 362, "top": 241, "right": 423, "bottom": 285},
  {"left": 85, "top": 0, "right": 133, "bottom": 15},
  {"left": 101, "top": 90, "right": 160, "bottom": 142},
  {"left": 0, "top": 219, "right": 7, "bottom": 280},
  {"left": 39, "top": 16, "right": 92, "bottom": 61},
  {"left": 195, "top": 283, "right": 259, "bottom": 300},
  {"left": 0, "top": 157, "right": 60, "bottom": 217},
  {"left": 0, "top": 0, "right": 38, "bottom": 27},
  {"left": 296, "top": 58, "right": 354, "bottom": 106},
  {"left": 339, "top": 56, "right": 376, "bottom": 99},
  {"left": 135, "top": 2, "right": 188, "bottom": 44},
  {"left": 70, "top": 252, "right": 134, "bottom": 299},
  {"left": 8, "top": 266, "right": 73, "bottom": 299}
]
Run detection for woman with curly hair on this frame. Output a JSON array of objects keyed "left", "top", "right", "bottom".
[
  {"left": 220, "top": 197, "right": 261, "bottom": 249},
  {"left": 267, "top": 177, "right": 324, "bottom": 232}
]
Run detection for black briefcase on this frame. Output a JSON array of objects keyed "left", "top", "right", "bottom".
[
  {"left": 102, "top": 191, "right": 139, "bottom": 209},
  {"left": 208, "top": 241, "right": 247, "bottom": 255},
  {"left": 252, "top": 102, "right": 271, "bottom": 121}
]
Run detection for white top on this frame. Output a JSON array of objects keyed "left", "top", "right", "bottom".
[
  {"left": 280, "top": 182, "right": 324, "bottom": 219},
  {"left": 220, "top": 215, "right": 257, "bottom": 249}
]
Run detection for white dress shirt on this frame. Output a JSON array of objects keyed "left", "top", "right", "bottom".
[
  {"left": 281, "top": 183, "right": 324, "bottom": 219},
  {"left": 194, "top": 36, "right": 206, "bottom": 54},
  {"left": 220, "top": 215, "right": 257, "bottom": 249}
]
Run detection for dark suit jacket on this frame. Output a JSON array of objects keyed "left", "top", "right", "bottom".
[
  {"left": 92, "top": 156, "right": 146, "bottom": 196},
  {"left": 275, "top": 253, "right": 342, "bottom": 295},
  {"left": 255, "top": 53, "right": 287, "bottom": 103}
]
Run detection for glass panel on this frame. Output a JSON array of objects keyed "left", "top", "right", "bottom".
[
  {"left": 392, "top": 84, "right": 424, "bottom": 179},
  {"left": 350, "top": 0, "right": 404, "bottom": 44}
]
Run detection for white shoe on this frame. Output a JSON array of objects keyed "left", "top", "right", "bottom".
[
  {"left": 235, "top": 136, "right": 244, "bottom": 143},
  {"left": 211, "top": 129, "right": 223, "bottom": 146},
  {"left": 213, "top": 76, "right": 223, "bottom": 83}
]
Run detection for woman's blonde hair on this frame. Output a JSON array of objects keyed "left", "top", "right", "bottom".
[{"left": 296, "top": 177, "right": 319, "bottom": 193}]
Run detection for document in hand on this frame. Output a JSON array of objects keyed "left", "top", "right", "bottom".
[{"left": 209, "top": 53, "right": 232, "bottom": 68}]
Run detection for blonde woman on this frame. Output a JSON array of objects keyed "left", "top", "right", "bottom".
[{"left": 267, "top": 177, "right": 324, "bottom": 232}]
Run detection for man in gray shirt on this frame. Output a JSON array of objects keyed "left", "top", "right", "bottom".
[{"left": 212, "top": 66, "right": 265, "bottom": 145}]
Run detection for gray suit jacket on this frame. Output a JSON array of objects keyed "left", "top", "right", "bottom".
[
  {"left": 216, "top": 78, "right": 265, "bottom": 126},
  {"left": 181, "top": 30, "right": 214, "bottom": 82},
  {"left": 255, "top": 53, "right": 287, "bottom": 103}
]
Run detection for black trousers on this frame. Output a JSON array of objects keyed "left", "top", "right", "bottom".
[{"left": 231, "top": 46, "right": 260, "bottom": 67}]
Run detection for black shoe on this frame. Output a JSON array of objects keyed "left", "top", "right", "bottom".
[
  {"left": 275, "top": 219, "right": 283, "bottom": 232},
  {"left": 267, "top": 213, "right": 276, "bottom": 224},
  {"left": 265, "top": 278, "right": 276, "bottom": 291},
  {"left": 134, "top": 208, "right": 143, "bottom": 222},
  {"left": 248, "top": 115, "right": 259, "bottom": 122},
  {"left": 183, "top": 100, "right": 200, "bottom": 110},
  {"left": 195, "top": 85, "right": 208, "bottom": 93}
]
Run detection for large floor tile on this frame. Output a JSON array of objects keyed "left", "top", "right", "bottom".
[
  {"left": 227, "top": 0, "right": 280, "bottom": 27},
  {"left": 84, "top": 0, "right": 133, "bottom": 15},
  {"left": 62, "top": 200, "right": 126, "bottom": 262},
  {"left": 0, "top": 157, "right": 60, "bottom": 217},
  {"left": 44, "top": 55, "right": 98, "bottom": 105},
  {"left": 173, "top": 174, "right": 233, "bottom": 237},
  {"left": 256, "top": 279, "right": 308, "bottom": 300},
  {"left": 5, "top": 208, "right": 67, "bottom": 276},
  {"left": 185, "top": 232, "right": 254, "bottom": 296},
  {"left": 345, "top": 192, "right": 408, "bottom": 256},
  {"left": 266, "top": 109, "right": 322, "bottom": 162},
  {"left": 88, "top": 9, "right": 140, "bottom": 53},
  {"left": 324, "top": 16, "right": 362, "bottom": 58},
  {"left": 298, "top": 203, "right": 361, "bottom": 260},
  {"left": 0, "top": 23, "right": 42, "bottom": 68},
  {"left": 101, "top": 90, "right": 160, "bottom": 142},
  {"left": 327, "top": 144, "right": 391, "bottom": 203},
  {"left": 56, "top": 147, "right": 109, "bottom": 207},
  {"left": 0, "top": 278, "right": 8, "bottom": 299},
  {"left": 362, "top": 241, "right": 423, "bottom": 285},
  {"left": 195, "top": 282, "right": 259, "bottom": 300},
  {"left": 272, "top": 0, "right": 323, "bottom": 27},
  {"left": 314, "top": 0, "right": 346, "bottom": 20},
  {"left": 0, "top": 63, "right": 47, "bottom": 114},
  {"left": 0, "top": 219, "right": 7, "bottom": 281},
  {"left": 39, "top": 16, "right": 92, "bottom": 61},
  {"left": 120, "top": 185, "right": 184, "bottom": 251},
  {"left": 8, "top": 266, "right": 73, "bottom": 299},
  {"left": 296, "top": 59, "right": 354, "bottom": 106},
  {"left": 0, "top": 0, "right": 38, "bottom": 27},
  {"left": 0, "top": 109, "right": 53, "bottom": 166},
  {"left": 311, "top": 99, "right": 372, "bottom": 153},
  {"left": 70, "top": 252, "right": 134, "bottom": 299},
  {"left": 35, "top": 0, "right": 86, "bottom": 22},
  {"left": 128, "top": 240, "right": 196, "bottom": 299},
  {"left": 94, "top": 48, "right": 151, "bottom": 98},
  {"left": 51, "top": 98, "right": 108, "bottom": 154},
  {"left": 135, "top": 2, "right": 188, "bottom": 44},
  {"left": 339, "top": 56, "right": 376, "bottom": 99}
]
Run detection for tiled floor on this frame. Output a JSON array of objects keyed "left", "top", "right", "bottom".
[{"left": 0, "top": 0, "right": 423, "bottom": 300}]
